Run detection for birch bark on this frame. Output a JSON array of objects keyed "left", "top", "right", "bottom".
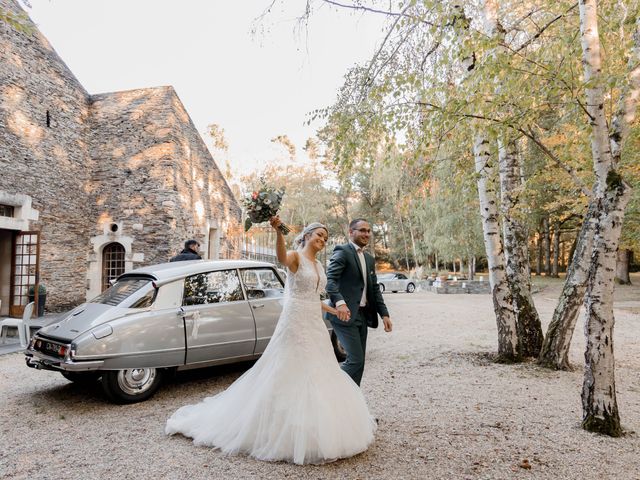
[
  {"left": 538, "top": 201, "right": 597, "bottom": 370},
  {"left": 474, "top": 135, "right": 519, "bottom": 360},
  {"left": 578, "top": 0, "right": 635, "bottom": 436},
  {"left": 498, "top": 140, "right": 543, "bottom": 357}
]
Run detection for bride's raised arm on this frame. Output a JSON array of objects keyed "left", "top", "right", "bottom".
[{"left": 270, "top": 216, "right": 299, "bottom": 273}]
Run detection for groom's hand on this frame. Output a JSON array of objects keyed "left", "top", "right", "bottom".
[
  {"left": 383, "top": 316, "right": 393, "bottom": 332},
  {"left": 336, "top": 304, "right": 351, "bottom": 322}
]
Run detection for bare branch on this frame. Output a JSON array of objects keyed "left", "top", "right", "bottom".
[
  {"left": 513, "top": 3, "right": 579, "bottom": 53},
  {"left": 417, "top": 101, "right": 592, "bottom": 197},
  {"left": 519, "top": 126, "right": 592, "bottom": 197},
  {"left": 319, "top": 0, "right": 434, "bottom": 26},
  {"left": 356, "top": 1, "right": 413, "bottom": 99}
]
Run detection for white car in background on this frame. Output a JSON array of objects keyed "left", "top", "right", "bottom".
[{"left": 377, "top": 272, "right": 416, "bottom": 293}]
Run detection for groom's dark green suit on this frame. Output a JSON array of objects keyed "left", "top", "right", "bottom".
[{"left": 325, "top": 243, "right": 389, "bottom": 386}]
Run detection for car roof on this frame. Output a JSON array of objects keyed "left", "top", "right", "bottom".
[{"left": 119, "top": 259, "right": 277, "bottom": 283}]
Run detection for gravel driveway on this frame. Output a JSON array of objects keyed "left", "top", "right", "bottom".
[{"left": 1, "top": 279, "right": 640, "bottom": 479}]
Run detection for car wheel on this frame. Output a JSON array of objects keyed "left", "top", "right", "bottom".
[
  {"left": 406, "top": 283, "right": 416, "bottom": 293},
  {"left": 379, "top": 283, "right": 385, "bottom": 293},
  {"left": 61, "top": 371, "right": 101, "bottom": 384},
  {"left": 101, "top": 368, "right": 163, "bottom": 404}
]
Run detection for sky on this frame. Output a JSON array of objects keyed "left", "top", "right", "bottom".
[{"left": 25, "top": 0, "right": 386, "bottom": 177}]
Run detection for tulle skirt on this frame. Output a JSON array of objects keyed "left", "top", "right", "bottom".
[{"left": 166, "top": 299, "right": 376, "bottom": 465}]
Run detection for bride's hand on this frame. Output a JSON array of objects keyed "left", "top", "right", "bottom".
[{"left": 269, "top": 216, "right": 282, "bottom": 231}]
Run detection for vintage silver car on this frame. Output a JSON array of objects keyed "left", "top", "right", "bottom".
[
  {"left": 25, "top": 259, "right": 314, "bottom": 403},
  {"left": 377, "top": 272, "right": 416, "bottom": 293}
]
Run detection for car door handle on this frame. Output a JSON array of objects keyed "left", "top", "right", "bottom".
[
  {"left": 252, "top": 304, "right": 265, "bottom": 309},
  {"left": 177, "top": 308, "right": 197, "bottom": 318}
]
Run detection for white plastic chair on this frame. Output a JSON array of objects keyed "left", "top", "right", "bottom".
[
  {"left": 0, "top": 302, "right": 34, "bottom": 347},
  {"left": 20, "top": 302, "right": 35, "bottom": 348}
]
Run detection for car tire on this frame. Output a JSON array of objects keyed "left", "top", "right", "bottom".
[
  {"left": 379, "top": 283, "right": 385, "bottom": 293},
  {"left": 406, "top": 283, "right": 416, "bottom": 293},
  {"left": 60, "top": 371, "right": 101, "bottom": 384},
  {"left": 101, "top": 368, "right": 164, "bottom": 404}
]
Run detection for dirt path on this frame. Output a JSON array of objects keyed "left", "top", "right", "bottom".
[{"left": 1, "top": 277, "right": 639, "bottom": 479}]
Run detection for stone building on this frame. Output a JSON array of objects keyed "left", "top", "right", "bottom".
[{"left": 0, "top": 0, "right": 241, "bottom": 315}]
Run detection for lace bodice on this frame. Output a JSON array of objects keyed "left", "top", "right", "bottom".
[{"left": 285, "top": 253, "right": 327, "bottom": 302}]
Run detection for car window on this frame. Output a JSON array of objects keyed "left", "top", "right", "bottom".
[
  {"left": 129, "top": 288, "right": 157, "bottom": 308},
  {"left": 241, "top": 268, "right": 284, "bottom": 299},
  {"left": 397, "top": 274, "right": 408, "bottom": 279},
  {"left": 91, "top": 278, "right": 152, "bottom": 306},
  {"left": 183, "top": 269, "right": 243, "bottom": 306},
  {"left": 258, "top": 270, "right": 284, "bottom": 288},
  {"left": 243, "top": 270, "right": 259, "bottom": 288}
]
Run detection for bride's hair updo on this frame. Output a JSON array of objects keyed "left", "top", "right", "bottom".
[{"left": 293, "top": 222, "right": 328, "bottom": 249}]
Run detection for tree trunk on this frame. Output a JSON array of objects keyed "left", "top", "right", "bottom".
[
  {"left": 538, "top": 202, "right": 597, "bottom": 370},
  {"left": 577, "top": 0, "right": 638, "bottom": 437},
  {"left": 474, "top": 135, "right": 519, "bottom": 361},
  {"left": 552, "top": 224, "right": 560, "bottom": 278},
  {"left": 472, "top": 256, "right": 476, "bottom": 280},
  {"left": 536, "top": 229, "right": 543, "bottom": 275},
  {"left": 398, "top": 215, "right": 410, "bottom": 270},
  {"left": 582, "top": 180, "right": 630, "bottom": 437},
  {"left": 544, "top": 217, "right": 551, "bottom": 276},
  {"left": 408, "top": 216, "right": 418, "bottom": 267},
  {"left": 615, "top": 249, "right": 631, "bottom": 285},
  {"left": 499, "top": 140, "right": 544, "bottom": 357}
]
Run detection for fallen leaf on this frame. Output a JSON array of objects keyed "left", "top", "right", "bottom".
[{"left": 520, "top": 459, "right": 532, "bottom": 470}]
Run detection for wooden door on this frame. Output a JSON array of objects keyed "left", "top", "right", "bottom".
[{"left": 9, "top": 231, "right": 40, "bottom": 317}]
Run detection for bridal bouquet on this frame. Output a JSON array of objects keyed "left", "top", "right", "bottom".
[{"left": 243, "top": 182, "right": 290, "bottom": 235}]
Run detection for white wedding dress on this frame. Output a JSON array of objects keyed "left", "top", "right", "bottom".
[{"left": 165, "top": 254, "right": 376, "bottom": 465}]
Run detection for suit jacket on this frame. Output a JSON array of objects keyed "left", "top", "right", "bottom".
[{"left": 325, "top": 243, "right": 389, "bottom": 328}]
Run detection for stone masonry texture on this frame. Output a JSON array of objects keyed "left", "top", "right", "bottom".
[{"left": 0, "top": 0, "right": 241, "bottom": 312}]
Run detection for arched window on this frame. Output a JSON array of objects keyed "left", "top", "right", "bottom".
[{"left": 102, "top": 242, "right": 125, "bottom": 291}]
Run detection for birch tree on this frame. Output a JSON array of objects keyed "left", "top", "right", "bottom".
[
  {"left": 474, "top": 136, "right": 519, "bottom": 359},
  {"left": 576, "top": 0, "right": 636, "bottom": 436},
  {"left": 498, "top": 139, "right": 543, "bottom": 357}
]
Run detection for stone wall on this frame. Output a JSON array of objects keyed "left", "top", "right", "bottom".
[
  {"left": 0, "top": 0, "right": 93, "bottom": 310},
  {"left": 429, "top": 280, "right": 491, "bottom": 294},
  {"left": 87, "top": 86, "right": 241, "bottom": 270},
  {"left": 0, "top": 0, "right": 241, "bottom": 311},
  {"left": 166, "top": 91, "right": 241, "bottom": 259}
]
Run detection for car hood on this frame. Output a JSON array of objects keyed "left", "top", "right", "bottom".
[{"left": 37, "top": 303, "right": 130, "bottom": 342}]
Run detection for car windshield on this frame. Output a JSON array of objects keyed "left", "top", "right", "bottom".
[{"left": 91, "top": 278, "right": 152, "bottom": 306}]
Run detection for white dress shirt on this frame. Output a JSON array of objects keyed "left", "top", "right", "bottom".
[
  {"left": 351, "top": 241, "right": 368, "bottom": 307},
  {"left": 336, "top": 242, "right": 367, "bottom": 309}
]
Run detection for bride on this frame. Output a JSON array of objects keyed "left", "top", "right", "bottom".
[{"left": 165, "top": 217, "right": 376, "bottom": 465}]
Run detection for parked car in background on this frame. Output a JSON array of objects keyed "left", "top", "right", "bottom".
[
  {"left": 25, "top": 260, "right": 329, "bottom": 404},
  {"left": 377, "top": 272, "right": 416, "bottom": 293}
]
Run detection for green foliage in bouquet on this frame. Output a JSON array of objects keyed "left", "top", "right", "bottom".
[{"left": 243, "top": 180, "right": 290, "bottom": 235}]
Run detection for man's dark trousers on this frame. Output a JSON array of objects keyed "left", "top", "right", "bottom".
[{"left": 332, "top": 307, "right": 368, "bottom": 386}]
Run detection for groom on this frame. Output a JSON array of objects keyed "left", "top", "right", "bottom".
[{"left": 325, "top": 218, "right": 392, "bottom": 386}]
